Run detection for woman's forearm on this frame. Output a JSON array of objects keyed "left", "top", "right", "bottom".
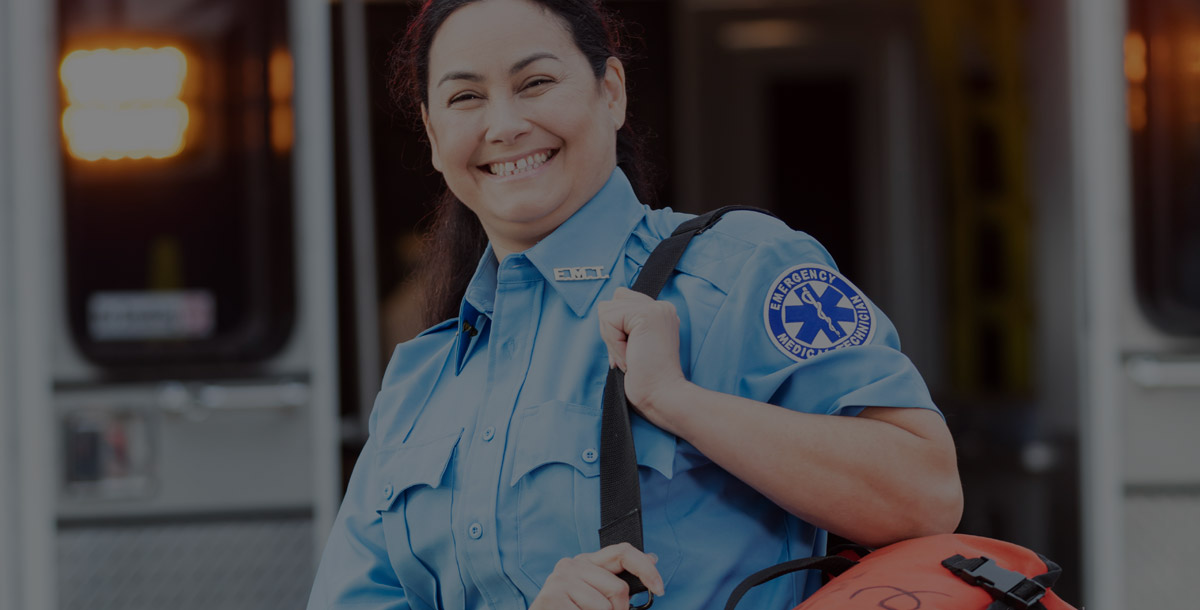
[
  {"left": 643, "top": 380, "right": 963, "bottom": 548},
  {"left": 599, "top": 288, "right": 962, "bottom": 547}
]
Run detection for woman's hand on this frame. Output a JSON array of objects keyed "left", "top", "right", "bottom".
[
  {"left": 530, "top": 543, "right": 665, "bottom": 610},
  {"left": 597, "top": 288, "right": 691, "bottom": 430}
]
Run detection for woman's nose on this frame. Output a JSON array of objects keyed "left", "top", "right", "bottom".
[{"left": 484, "top": 98, "right": 532, "bottom": 144}]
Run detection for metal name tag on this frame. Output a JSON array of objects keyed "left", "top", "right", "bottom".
[{"left": 553, "top": 266, "right": 610, "bottom": 281}]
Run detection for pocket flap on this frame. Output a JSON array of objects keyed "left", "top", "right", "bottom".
[
  {"left": 375, "top": 428, "right": 462, "bottom": 512},
  {"left": 511, "top": 401, "right": 600, "bottom": 485},
  {"left": 510, "top": 401, "right": 677, "bottom": 486},
  {"left": 632, "top": 414, "right": 677, "bottom": 480}
]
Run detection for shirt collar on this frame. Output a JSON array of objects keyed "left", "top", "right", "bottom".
[
  {"left": 460, "top": 167, "right": 646, "bottom": 320},
  {"left": 524, "top": 168, "right": 646, "bottom": 316},
  {"left": 462, "top": 244, "right": 499, "bottom": 320}
]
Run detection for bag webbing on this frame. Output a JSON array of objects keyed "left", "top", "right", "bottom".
[
  {"left": 598, "top": 205, "right": 774, "bottom": 597},
  {"left": 722, "top": 555, "right": 859, "bottom": 610}
]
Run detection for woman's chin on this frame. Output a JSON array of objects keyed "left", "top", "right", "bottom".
[{"left": 478, "top": 198, "right": 583, "bottom": 246}]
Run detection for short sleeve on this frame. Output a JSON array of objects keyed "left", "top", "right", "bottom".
[
  {"left": 307, "top": 432, "right": 411, "bottom": 610},
  {"left": 686, "top": 224, "right": 938, "bottom": 418}
]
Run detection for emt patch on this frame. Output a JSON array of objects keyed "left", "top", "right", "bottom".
[{"left": 763, "top": 263, "right": 875, "bottom": 362}]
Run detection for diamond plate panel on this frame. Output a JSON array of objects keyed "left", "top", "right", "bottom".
[
  {"left": 57, "top": 517, "right": 313, "bottom": 610},
  {"left": 1125, "top": 490, "right": 1200, "bottom": 610}
]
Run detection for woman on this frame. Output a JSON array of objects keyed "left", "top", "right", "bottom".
[{"left": 308, "top": 0, "right": 963, "bottom": 608}]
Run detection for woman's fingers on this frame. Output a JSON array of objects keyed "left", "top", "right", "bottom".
[
  {"left": 597, "top": 288, "right": 649, "bottom": 371},
  {"left": 536, "top": 557, "right": 629, "bottom": 610},
  {"left": 561, "top": 557, "right": 631, "bottom": 610},
  {"left": 531, "top": 543, "right": 665, "bottom": 610},
  {"left": 598, "top": 288, "right": 686, "bottom": 417},
  {"left": 597, "top": 288, "right": 674, "bottom": 372},
  {"left": 588, "top": 543, "right": 665, "bottom": 597},
  {"left": 596, "top": 302, "right": 630, "bottom": 371}
]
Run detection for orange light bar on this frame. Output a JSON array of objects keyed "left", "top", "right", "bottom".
[
  {"left": 1125, "top": 32, "right": 1147, "bottom": 84},
  {"left": 62, "top": 102, "right": 189, "bottom": 161},
  {"left": 60, "top": 46, "right": 191, "bottom": 161},
  {"left": 718, "top": 19, "right": 812, "bottom": 51},
  {"left": 269, "top": 48, "right": 294, "bottom": 102},
  {"left": 1125, "top": 32, "right": 1148, "bottom": 132},
  {"left": 269, "top": 48, "right": 295, "bottom": 154}
]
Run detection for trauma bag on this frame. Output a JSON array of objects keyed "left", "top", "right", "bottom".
[{"left": 725, "top": 533, "right": 1080, "bottom": 610}]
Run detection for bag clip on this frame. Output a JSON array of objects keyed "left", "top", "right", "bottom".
[
  {"left": 942, "top": 555, "right": 1047, "bottom": 609},
  {"left": 629, "top": 591, "right": 653, "bottom": 610}
]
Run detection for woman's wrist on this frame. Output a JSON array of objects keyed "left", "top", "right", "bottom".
[{"left": 637, "top": 376, "right": 703, "bottom": 437}]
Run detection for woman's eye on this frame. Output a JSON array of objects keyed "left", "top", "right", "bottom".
[
  {"left": 522, "top": 78, "right": 554, "bottom": 91},
  {"left": 449, "top": 92, "right": 481, "bottom": 105}
]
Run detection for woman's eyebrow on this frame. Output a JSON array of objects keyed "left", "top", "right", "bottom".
[
  {"left": 437, "top": 70, "right": 483, "bottom": 89},
  {"left": 509, "top": 51, "right": 559, "bottom": 74},
  {"left": 435, "top": 52, "right": 562, "bottom": 89}
]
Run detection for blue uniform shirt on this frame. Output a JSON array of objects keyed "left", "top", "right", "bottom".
[{"left": 308, "top": 168, "right": 938, "bottom": 610}]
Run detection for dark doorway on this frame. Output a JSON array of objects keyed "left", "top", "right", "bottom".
[{"left": 768, "top": 76, "right": 861, "bottom": 279}]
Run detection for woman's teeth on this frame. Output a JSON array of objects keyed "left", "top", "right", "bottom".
[{"left": 489, "top": 151, "right": 551, "bottom": 176}]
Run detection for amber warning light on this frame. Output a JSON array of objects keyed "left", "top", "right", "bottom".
[{"left": 60, "top": 46, "right": 190, "bottom": 161}]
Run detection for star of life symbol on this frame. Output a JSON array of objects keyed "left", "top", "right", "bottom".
[{"left": 763, "top": 263, "right": 875, "bottom": 361}]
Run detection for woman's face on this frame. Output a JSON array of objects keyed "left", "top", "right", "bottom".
[{"left": 421, "top": 0, "right": 627, "bottom": 258}]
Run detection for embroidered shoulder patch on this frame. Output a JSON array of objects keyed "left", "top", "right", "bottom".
[{"left": 763, "top": 263, "right": 875, "bottom": 361}]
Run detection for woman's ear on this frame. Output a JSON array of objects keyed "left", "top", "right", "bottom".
[
  {"left": 421, "top": 103, "right": 443, "bottom": 172},
  {"left": 602, "top": 57, "right": 627, "bottom": 131}
]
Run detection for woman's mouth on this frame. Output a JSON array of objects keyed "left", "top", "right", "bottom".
[{"left": 480, "top": 149, "right": 558, "bottom": 177}]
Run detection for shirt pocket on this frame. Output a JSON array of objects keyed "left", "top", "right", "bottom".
[
  {"left": 375, "top": 428, "right": 463, "bottom": 610},
  {"left": 508, "top": 400, "right": 683, "bottom": 589}
]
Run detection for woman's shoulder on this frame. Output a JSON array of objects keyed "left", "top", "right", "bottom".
[
  {"left": 413, "top": 317, "right": 461, "bottom": 340},
  {"left": 378, "top": 319, "right": 458, "bottom": 387},
  {"left": 363, "top": 319, "right": 461, "bottom": 442},
  {"left": 641, "top": 205, "right": 795, "bottom": 242},
  {"left": 640, "top": 206, "right": 838, "bottom": 295}
]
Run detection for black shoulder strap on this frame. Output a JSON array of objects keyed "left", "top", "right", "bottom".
[
  {"left": 598, "top": 205, "right": 775, "bottom": 600},
  {"left": 630, "top": 205, "right": 773, "bottom": 298}
]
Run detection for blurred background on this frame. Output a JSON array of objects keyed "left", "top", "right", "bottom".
[{"left": 1, "top": 0, "right": 1197, "bottom": 608}]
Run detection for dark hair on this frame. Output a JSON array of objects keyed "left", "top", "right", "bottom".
[{"left": 389, "top": 0, "right": 655, "bottom": 326}]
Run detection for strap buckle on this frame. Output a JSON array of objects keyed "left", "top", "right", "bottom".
[
  {"left": 943, "top": 555, "right": 1046, "bottom": 609},
  {"left": 630, "top": 591, "right": 653, "bottom": 610}
]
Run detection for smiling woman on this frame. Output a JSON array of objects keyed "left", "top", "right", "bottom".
[
  {"left": 389, "top": 0, "right": 655, "bottom": 326},
  {"left": 308, "top": 1, "right": 962, "bottom": 610},
  {"left": 418, "top": 0, "right": 627, "bottom": 260}
]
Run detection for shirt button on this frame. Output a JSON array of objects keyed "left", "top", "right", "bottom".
[
  {"left": 481, "top": 426, "right": 495, "bottom": 442},
  {"left": 383, "top": 484, "right": 394, "bottom": 501},
  {"left": 468, "top": 522, "right": 483, "bottom": 539},
  {"left": 502, "top": 339, "right": 516, "bottom": 356},
  {"left": 582, "top": 448, "right": 598, "bottom": 463}
]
